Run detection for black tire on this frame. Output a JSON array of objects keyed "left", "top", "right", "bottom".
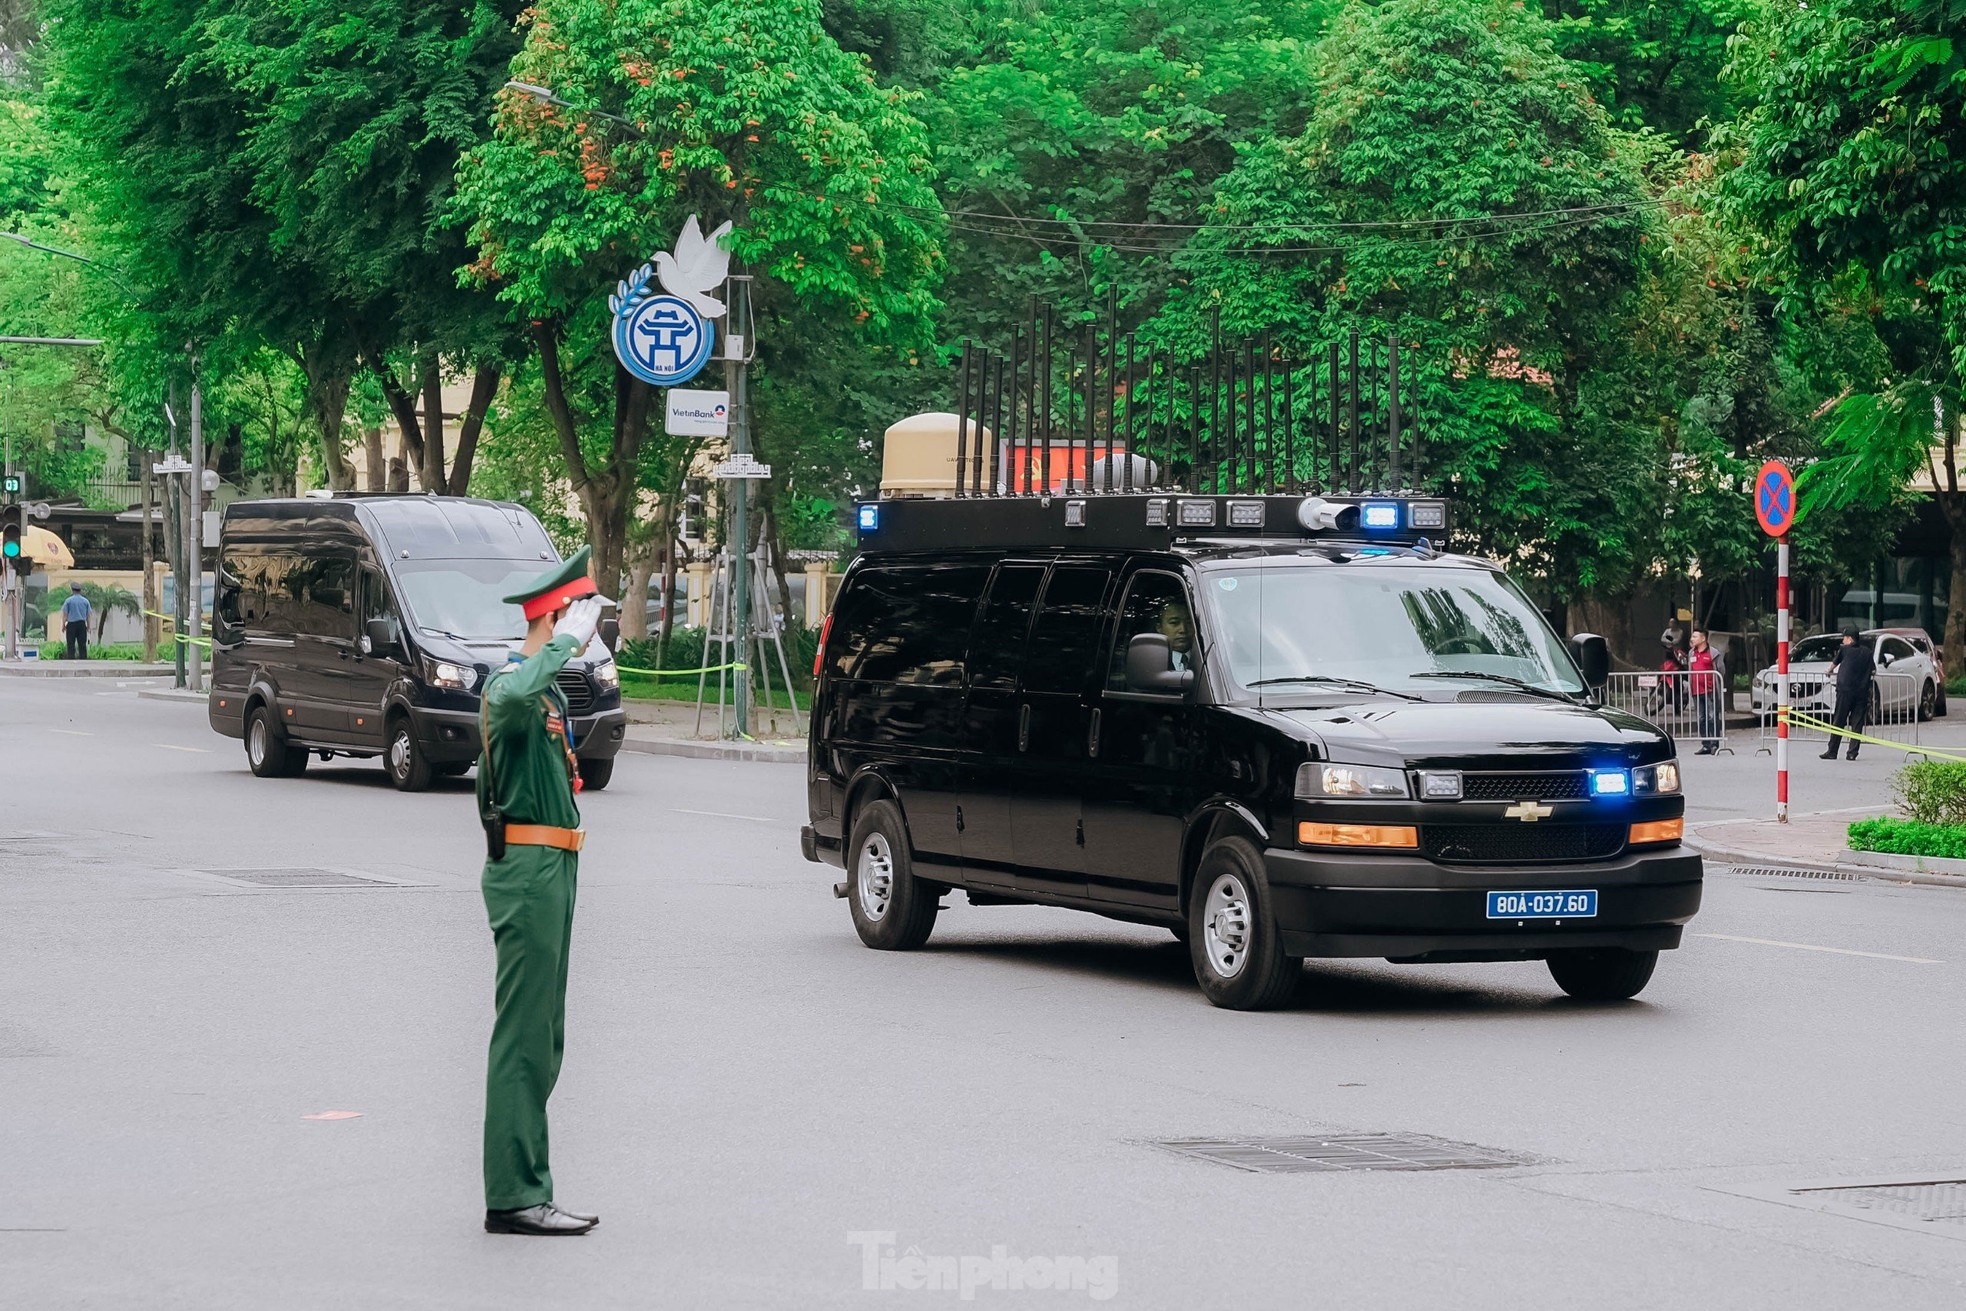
[
  {"left": 385, "top": 717, "right": 433, "bottom": 792},
  {"left": 845, "top": 799, "right": 938, "bottom": 950},
  {"left": 245, "top": 704, "right": 308, "bottom": 778},
  {"left": 1920, "top": 681, "right": 1937, "bottom": 723},
  {"left": 1547, "top": 948, "right": 1658, "bottom": 1001},
  {"left": 576, "top": 757, "right": 614, "bottom": 791},
  {"left": 436, "top": 761, "right": 473, "bottom": 778},
  {"left": 1168, "top": 921, "right": 1191, "bottom": 943},
  {"left": 1187, "top": 835, "right": 1299, "bottom": 1010}
]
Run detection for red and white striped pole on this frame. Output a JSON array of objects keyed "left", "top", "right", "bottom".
[{"left": 1776, "top": 533, "right": 1790, "bottom": 823}]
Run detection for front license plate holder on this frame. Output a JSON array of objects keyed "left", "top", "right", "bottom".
[{"left": 1487, "top": 889, "right": 1597, "bottom": 919}]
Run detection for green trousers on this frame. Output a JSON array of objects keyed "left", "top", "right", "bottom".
[{"left": 481, "top": 846, "right": 578, "bottom": 1211}]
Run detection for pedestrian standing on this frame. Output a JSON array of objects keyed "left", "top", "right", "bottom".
[
  {"left": 477, "top": 545, "right": 608, "bottom": 1237},
  {"left": 1688, "top": 629, "right": 1726, "bottom": 754},
  {"left": 1820, "top": 628, "right": 1876, "bottom": 761},
  {"left": 61, "top": 583, "right": 92, "bottom": 660}
]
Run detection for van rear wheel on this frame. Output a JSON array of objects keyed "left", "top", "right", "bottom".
[
  {"left": 386, "top": 718, "right": 433, "bottom": 792},
  {"left": 246, "top": 705, "right": 308, "bottom": 778},
  {"left": 1188, "top": 835, "right": 1299, "bottom": 1010},
  {"left": 846, "top": 799, "right": 938, "bottom": 950}
]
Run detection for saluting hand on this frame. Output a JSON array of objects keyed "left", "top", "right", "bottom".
[{"left": 554, "top": 596, "right": 605, "bottom": 653}]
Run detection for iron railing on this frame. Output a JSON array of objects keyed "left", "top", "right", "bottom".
[{"left": 950, "top": 296, "right": 1418, "bottom": 499}]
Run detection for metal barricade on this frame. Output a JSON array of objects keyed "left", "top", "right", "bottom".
[
  {"left": 1756, "top": 670, "right": 1922, "bottom": 746},
  {"left": 1602, "top": 671, "right": 1724, "bottom": 743}
]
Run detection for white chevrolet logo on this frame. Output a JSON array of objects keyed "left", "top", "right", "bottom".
[{"left": 1504, "top": 800, "right": 1554, "bottom": 823}]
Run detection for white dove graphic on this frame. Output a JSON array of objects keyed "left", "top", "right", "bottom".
[{"left": 654, "top": 215, "right": 734, "bottom": 318}]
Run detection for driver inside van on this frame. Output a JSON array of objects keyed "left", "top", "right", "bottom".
[{"left": 1158, "top": 598, "right": 1194, "bottom": 672}]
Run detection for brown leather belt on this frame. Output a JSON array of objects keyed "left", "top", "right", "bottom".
[{"left": 504, "top": 824, "right": 587, "bottom": 853}]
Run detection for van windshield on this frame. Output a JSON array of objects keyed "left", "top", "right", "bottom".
[
  {"left": 393, "top": 557, "right": 555, "bottom": 640},
  {"left": 1199, "top": 560, "right": 1585, "bottom": 699}
]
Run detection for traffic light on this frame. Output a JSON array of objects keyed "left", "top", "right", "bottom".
[{"left": 0, "top": 504, "right": 20, "bottom": 565}]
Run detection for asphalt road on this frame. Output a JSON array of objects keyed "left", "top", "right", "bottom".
[{"left": 5, "top": 680, "right": 1966, "bottom": 1309}]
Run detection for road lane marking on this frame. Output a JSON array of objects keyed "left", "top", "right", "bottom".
[
  {"left": 1693, "top": 933, "right": 1942, "bottom": 965},
  {"left": 48, "top": 729, "right": 91, "bottom": 736},
  {"left": 153, "top": 744, "right": 211, "bottom": 754},
  {"left": 670, "top": 808, "right": 777, "bottom": 823}
]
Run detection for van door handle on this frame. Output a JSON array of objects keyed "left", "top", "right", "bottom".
[
  {"left": 1087, "top": 708, "right": 1101, "bottom": 758},
  {"left": 1017, "top": 703, "right": 1030, "bottom": 753}
]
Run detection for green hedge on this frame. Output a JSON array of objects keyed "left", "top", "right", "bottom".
[
  {"left": 34, "top": 642, "right": 152, "bottom": 662},
  {"left": 1848, "top": 816, "right": 1966, "bottom": 860},
  {"left": 1892, "top": 760, "right": 1966, "bottom": 827}
]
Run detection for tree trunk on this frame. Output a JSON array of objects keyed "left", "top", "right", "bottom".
[
  {"left": 1567, "top": 591, "right": 1636, "bottom": 668},
  {"left": 532, "top": 323, "right": 648, "bottom": 601},
  {"left": 300, "top": 341, "right": 356, "bottom": 490},
  {"left": 655, "top": 532, "right": 683, "bottom": 671},
  {"left": 1945, "top": 498, "right": 1966, "bottom": 674},
  {"left": 388, "top": 456, "right": 410, "bottom": 493},
  {"left": 139, "top": 446, "right": 158, "bottom": 663},
  {"left": 763, "top": 501, "right": 794, "bottom": 629},
  {"left": 623, "top": 544, "right": 655, "bottom": 641},
  {"left": 363, "top": 427, "right": 385, "bottom": 491},
  {"left": 446, "top": 365, "right": 500, "bottom": 496},
  {"left": 420, "top": 354, "right": 446, "bottom": 494}
]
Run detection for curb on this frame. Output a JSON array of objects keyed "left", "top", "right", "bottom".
[
  {"left": 1686, "top": 831, "right": 1966, "bottom": 891},
  {"left": 620, "top": 735, "right": 804, "bottom": 764},
  {"left": 135, "top": 687, "right": 208, "bottom": 704},
  {"left": 0, "top": 663, "right": 177, "bottom": 678}
]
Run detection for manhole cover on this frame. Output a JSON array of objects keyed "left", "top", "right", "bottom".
[
  {"left": 1153, "top": 1133, "right": 1534, "bottom": 1174},
  {"left": 1796, "top": 1180, "right": 1966, "bottom": 1225},
  {"left": 203, "top": 868, "right": 390, "bottom": 888},
  {"left": 1729, "top": 865, "right": 1859, "bottom": 882}
]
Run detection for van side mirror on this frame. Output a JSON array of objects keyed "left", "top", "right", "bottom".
[
  {"left": 1125, "top": 632, "right": 1195, "bottom": 695},
  {"left": 1570, "top": 632, "right": 1611, "bottom": 691},
  {"left": 365, "top": 617, "right": 401, "bottom": 658},
  {"left": 600, "top": 616, "right": 620, "bottom": 653}
]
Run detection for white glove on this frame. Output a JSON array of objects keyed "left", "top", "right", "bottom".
[{"left": 553, "top": 596, "right": 604, "bottom": 653}]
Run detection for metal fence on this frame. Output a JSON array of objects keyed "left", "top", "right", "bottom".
[
  {"left": 1604, "top": 670, "right": 1922, "bottom": 746},
  {"left": 1602, "top": 672, "right": 1735, "bottom": 744},
  {"left": 1755, "top": 670, "right": 1923, "bottom": 746}
]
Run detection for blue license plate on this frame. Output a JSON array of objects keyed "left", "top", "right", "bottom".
[{"left": 1487, "top": 889, "right": 1597, "bottom": 919}]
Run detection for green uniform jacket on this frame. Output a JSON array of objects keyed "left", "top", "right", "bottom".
[{"left": 477, "top": 634, "right": 582, "bottom": 829}]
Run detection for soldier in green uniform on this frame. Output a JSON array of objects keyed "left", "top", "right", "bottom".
[{"left": 478, "top": 546, "right": 607, "bottom": 1236}]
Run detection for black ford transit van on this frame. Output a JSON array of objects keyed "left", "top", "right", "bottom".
[
  {"left": 207, "top": 495, "right": 626, "bottom": 790},
  {"left": 801, "top": 492, "right": 1700, "bottom": 1010}
]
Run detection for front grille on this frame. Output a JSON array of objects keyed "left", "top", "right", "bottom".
[
  {"left": 1423, "top": 823, "right": 1625, "bottom": 865},
  {"left": 1460, "top": 772, "right": 1588, "bottom": 802},
  {"left": 555, "top": 670, "right": 596, "bottom": 715}
]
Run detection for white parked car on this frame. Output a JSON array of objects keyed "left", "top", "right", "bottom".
[{"left": 1751, "top": 628, "right": 1945, "bottom": 722}]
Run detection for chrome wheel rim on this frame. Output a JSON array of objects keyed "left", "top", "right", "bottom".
[
  {"left": 389, "top": 730, "right": 411, "bottom": 779},
  {"left": 248, "top": 717, "right": 267, "bottom": 768},
  {"left": 856, "top": 832, "right": 894, "bottom": 922},
  {"left": 1202, "top": 871, "right": 1252, "bottom": 979}
]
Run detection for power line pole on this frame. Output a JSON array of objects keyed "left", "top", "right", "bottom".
[
  {"left": 187, "top": 355, "right": 204, "bottom": 693},
  {"left": 724, "top": 276, "right": 755, "bottom": 740}
]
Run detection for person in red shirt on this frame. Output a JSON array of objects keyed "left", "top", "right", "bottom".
[{"left": 1688, "top": 629, "right": 1727, "bottom": 754}]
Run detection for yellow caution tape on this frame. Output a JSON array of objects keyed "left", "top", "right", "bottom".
[
  {"left": 616, "top": 661, "right": 748, "bottom": 678},
  {"left": 1778, "top": 708, "right": 1966, "bottom": 762}
]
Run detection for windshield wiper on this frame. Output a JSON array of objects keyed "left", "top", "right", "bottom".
[
  {"left": 1247, "top": 675, "right": 1424, "bottom": 702},
  {"left": 1410, "top": 671, "right": 1578, "bottom": 701}
]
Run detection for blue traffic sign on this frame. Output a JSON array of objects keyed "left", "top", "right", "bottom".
[
  {"left": 609, "top": 262, "right": 717, "bottom": 387},
  {"left": 1755, "top": 460, "right": 1794, "bottom": 536}
]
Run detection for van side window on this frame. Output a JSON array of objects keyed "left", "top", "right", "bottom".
[
  {"left": 299, "top": 558, "right": 357, "bottom": 639},
  {"left": 826, "top": 564, "right": 988, "bottom": 684},
  {"left": 1023, "top": 566, "right": 1113, "bottom": 695},
  {"left": 968, "top": 564, "right": 1045, "bottom": 691},
  {"left": 1106, "top": 573, "right": 1195, "bottom": 690}
]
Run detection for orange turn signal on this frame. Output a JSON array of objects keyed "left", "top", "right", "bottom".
[
  {"left": 1629, "top": 818, "right": 1684, "bottom": 845},
  {"left": 1299, "top": 822, "right": 1420, "bottom": 849}
]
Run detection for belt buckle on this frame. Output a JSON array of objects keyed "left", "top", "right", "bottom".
[{"left": 570, "top": 829, "right": 588, "bottom": 853}]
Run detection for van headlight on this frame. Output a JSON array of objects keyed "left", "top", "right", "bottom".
[
  {"left": 593, "top": 658, "right": 619, "bottom": 689},
  {"left": 1296, "top": 762, "right": 1410, "bottom": 799},
  {"left": 1633, "top": 761, "right": 1680, "bottom": 795},
  {"left": 429, "top": 660, "right": 477, "bottom": 690}
]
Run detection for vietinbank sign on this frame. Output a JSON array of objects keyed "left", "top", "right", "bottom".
[
  {"left": 610, "top": 214, "right": 731, "bottom": 388},
  {"left": 665, "top": 388, "right": 730, "bottom": 438}
]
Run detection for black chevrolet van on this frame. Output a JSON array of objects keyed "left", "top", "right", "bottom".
[
  {"left": 207, "top": 495, "right": 626, "bottom": 790},
  {"left": 801, "top": 493, "right": 1700, "bottom": 1010}
]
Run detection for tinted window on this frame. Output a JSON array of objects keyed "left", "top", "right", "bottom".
[
  {"left": 825, "top": 564, "right": 988, "bottom": 685},
  {"left": 1024, "top": 566, "right": 1113, "bottom": 695},
  {"left": 1106, "top": 572, "right": 1195, "bottom": 691},
  {"left": 1882, "top": 636, "right": 1915, "bottom": 662},
  {"left": 968, "top": 564, "right": 1045, "bottom": 691}
]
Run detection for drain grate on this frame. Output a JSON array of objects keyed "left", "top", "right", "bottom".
[
  {"left": 1154, "top": 1132, "right": 1534, "bottom": 1174},
  {"left": 1796, "top": 1180, "right": 1966, "bottom": 1225},
  {"left": 203, "top": 868, "right": 390, "bottom": 888},
  {"left": 1729, "top": 864, "right": 1860, "bottom": 882}
]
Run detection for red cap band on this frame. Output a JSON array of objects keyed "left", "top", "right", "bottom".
[{"left": 520, "top": 575, "right": 598, "bottom": 621}]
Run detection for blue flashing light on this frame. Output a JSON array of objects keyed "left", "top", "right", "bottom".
[
  {"left": 1589, "top": 769, "right": 1630, "bottom": 798},
  {"left": 1361, "top": 502, "right": 1400, "bottom": 530},
  {"left": 858, "top": 504, "right": 880, "bottom": 532}
]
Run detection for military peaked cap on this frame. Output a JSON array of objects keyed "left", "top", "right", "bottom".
[{"left": 504, "top": 545, "right": 599, "bottom": 621}]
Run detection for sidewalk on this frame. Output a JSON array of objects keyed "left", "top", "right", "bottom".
[
  {"left": 0, "top": 661, "right": 176, "bottom": 678},
  {"left": 619, "top": 695, "right": 806, "bottom": 763},
  {"left": 1688, "top": 806, "right": 1966, "bottom": 890}
]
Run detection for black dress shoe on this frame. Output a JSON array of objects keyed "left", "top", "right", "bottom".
[
  {"left": 1819, "top": 750, "right": 1838, "bottom": 759},
  {"left": 485, "top": 1204, "right": 595, "bottom": 1235},
  {"left": 552, "top": 1203, "right": 599, "bottom": 1226}
]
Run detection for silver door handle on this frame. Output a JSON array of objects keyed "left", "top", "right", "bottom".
[
  {"left": 1087, "top": 707, "right": 1101, "bottom": 758},
  {"left": 1017, "top": 703, "right": 1030, "bottom": 752}
]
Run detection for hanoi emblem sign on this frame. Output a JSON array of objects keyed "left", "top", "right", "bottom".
[{"left": 609, "top": 214, "right": 734, "bottom": 388}]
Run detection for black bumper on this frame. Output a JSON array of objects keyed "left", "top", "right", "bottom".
[
  {"left": 411, "top": 706, "right": 629, "bottom": 763},
  {"left": 1263, "top": 846, "right": 1703, "bottom": 960}
]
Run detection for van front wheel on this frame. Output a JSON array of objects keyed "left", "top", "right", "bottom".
[
  {"left": 386, "top": 719, "right": 433, "bottom": 792},
  {"left": 1189, "top": 836, "right": 1299, "bottom": 1010},
  {"left": 846, "top": 799, "right": 938, "bottom": 950}
]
